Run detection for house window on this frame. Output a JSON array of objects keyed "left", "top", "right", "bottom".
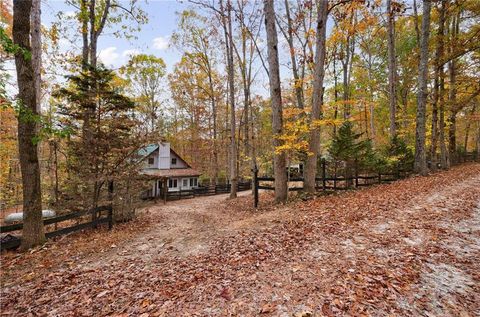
[
  {"left": 168, "top": 179, "right": 177, "bottom": 188},
  {"left": 190, "top": 178, "right": 197, "bottom": 187},
  {"left": 171, "top": 158, "right": 177, "bottom": 165},
  {"left": 148, "top": 157, "right": 154, "bottom": 165},
  {"left": 183, "top": 179, "right": 188, "bottom": 187}
]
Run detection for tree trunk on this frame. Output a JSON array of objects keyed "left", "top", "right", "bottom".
[
  {"left": 264, "top": 0, "right": 287, "bottom": 203},
  {"left": 31, "top": 0, "right": 41, "bottom": 113},
  {"left": 437, "top": 2, "right": 448, "bottom": 169},
  {"left": 227, "top": 0, "right": 237, "bottom": 198},
  {"left": 220, "top": 0, "right": 237, "bottom": 198},
  {"left": 284, "top": 0, "right": 304, "bottom": 110},
  {"left": 89, "top": 0, "right": 97, "bottom": 67},
  {"left": 13, "top": 0, "right": 45, "bottom": 250},
  {"left": 206, "top": 61, "right": 218, "bottom": 185},
  {"left": 304, "top": 0, "right": 328, "bottom": 194},
  {"left": 387, "top": 0, "right": 397, "bottom": 138},
  {"left": 80, "top": 0, "right": 89, "bottom": 68},
  {"left": 333, "top": 50, "right": 339, "bottom": 135},
  {"left": 448, "top": 13, "right": 459, "bottom": 163},
  {"left": 366, "top": 51, "right": 376, "bottom": 140},
  {"left": 414, "top": 0, "right": 431, "bottom": 176},
  {"left": 464, "top": 104, "right": 477, "bottom": 152},
  {"left": 439, "top": 75, "right": 449, "bottom": 169},
  {"left": 429, "top": 0, "right": 446, "bottom": 169}
]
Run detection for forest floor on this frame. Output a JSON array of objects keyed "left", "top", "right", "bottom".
[{"left": 1, "top": 163, "right": 480, "bottom": 316}]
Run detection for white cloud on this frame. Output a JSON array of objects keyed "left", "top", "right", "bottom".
[
  {"left": 98, "top": 47, "right": 119, "bottom": 66},
  {"left": 122, "top": 49, "right": 140, "bottom": 57},
  {"left": 152, "top": 36, "right": 169, "bottom": 50},
  {"left": 64, "top": 11, "right": 76, "bottom": 18}
]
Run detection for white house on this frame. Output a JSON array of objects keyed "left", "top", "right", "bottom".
[{"left": 139, "top": 142, "right": 201, "bottom": 197}]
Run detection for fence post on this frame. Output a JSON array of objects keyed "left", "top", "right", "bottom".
[
  {"left": 334, "top": 163, "right": 337, "bottom": 190},
  {"left": 108, "top": 205, "right": 113, "bottom": 230},
  {"left": 354, "top": 159, "right": 359, "bottom": 188},
  {"left": 163, "top": 178, "right": 168, "bottom": 204},
  {"left": 378, "top": 172, "right": 381, "bottom": 184},
  {"left": 92, "top": 206, "right": 97, "bottom": 229},
  {"left": 108, "top": 181, "right": 114, "bottom": 230},
  {"left": 253, "top": 164, "right": 259, "bottom": 208},
  {"left": 322, "top": 158, "right": 326, "bottom": 191}
]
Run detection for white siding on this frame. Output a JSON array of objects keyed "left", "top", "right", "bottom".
[
  {"left": 158, "top": 142, "right": 170, "bottom": 169},
  {"left": 170, "top": 151, "right": 188, "bottom": 168},
  {"left": 142, "top": 151, "right": 158, "bottom": 169}
]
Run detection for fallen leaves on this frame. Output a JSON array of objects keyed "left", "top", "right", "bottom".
[{"left": 1, "top": 164, "right": 479, "bottom": 316}]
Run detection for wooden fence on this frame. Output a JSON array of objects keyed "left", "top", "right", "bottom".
[
  {"left": 0, "top": 205, "right": 113, "bottom": 251},
  {"left": 253, "top": 152, "right": 479, "bottom": 208},
  {"left": 165, "top": 182, "right": 251, "bottom": 201}
]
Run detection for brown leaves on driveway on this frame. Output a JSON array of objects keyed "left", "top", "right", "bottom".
[{"left": 1, "top": 164, "right": 480, "bottom": 316}]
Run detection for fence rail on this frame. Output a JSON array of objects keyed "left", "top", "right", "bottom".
[
  {"left": 1, "top": 205, "right": 113, "bottom": 251},
  {"left": 165, "top": 182, "right": 251, "bottom": 201},
  {"left": 253, "top": 152, "right": 479, "bottom": 208}
]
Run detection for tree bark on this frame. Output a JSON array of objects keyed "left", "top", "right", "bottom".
[
  {"left": 31, "top": 0, "right": 41, "bottom": 113},
  {"left": 414, "top": 0, "right": 431, "bottom": 175},
  {"left": 219, "top": 0, "right": 237, "bottom": 198},
  {"left": 13, "top": 0, "right": 45, "bottom": 250},
  {"left": 386, "top": 0, "right": 397, "bottom": 138},
  {"left": 437, "top": 2, "right": 448, "bottom": 169},
  {"left": 283, "top": 0, "right": 304, "bottom": 110},
  {"left": 439, "top": 67, "right": 449, "bottom": 169},
  {"left": 264, "top": 0, "right": 287, "bottom": 203},
  {"left": 304, "top": 0, "right": 328, "bottom": 194},
  {"left": 205, "top": 60, "right": 218, "bottom": 185},
  {"left": 89, "top": 0, "right": 97, "bottom": 67},
  {"left": 80, "top": 0, "right": 89, "bottom": 69},
  {"left": 429, "top": 0, "right": 446, "bottom": 169},
  {"left": 464, "top": 104, "right": 477, "bottom": 152},
  {"left": 448, "top": 13, "right": 460, "bottom": 163}
]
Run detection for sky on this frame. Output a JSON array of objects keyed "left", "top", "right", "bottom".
[
  {"left": 6, "top": 0, "right": 347, "bottom": 102},
  {"left": 42, "top": 0, "right": 190, "bottom": 72}
]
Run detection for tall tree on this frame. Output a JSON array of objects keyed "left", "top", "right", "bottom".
[
  {"left": 277, "top": 0, "right": 305, "bottom": 110},
  {"left": 120, "top": 54, "right": 167, "bottom": 135},
  {"left": 414, "top": 0, "right": 431, "bottom": 175},
  {"left": 447, "top": 12, "right": 460, "bottom": 163},
  {"left": 429, "top": 0, "right": 444, "bottom": 170},
  {"left": 219, "top": 0, "right": 238, "bottom": 198},
  {"left": 436, "top": 1, "right": 448, "bottom": 169},
  {"left": 304, "top": 0, "right": 328, "bottom": 194},
  {"left": 264, "top": 0, "right": 287, "bottom": 202},
  {"left": 231, "top": 0, "right": 260, "bottom": 182},
  {"left": 31, "top": 0, "right": 41, "bottom": 112},
  {"left": 386, "top": 0, "right": 397, "bottom": 138},
  {"left": 56, "top": 67, "right": 140, "bottom": 211},
  {"left": 12, "top": 0, "right": 45, "bottom": 250},
  {"left": 171, "top": 10, "right": 222, "bottom": 184}
]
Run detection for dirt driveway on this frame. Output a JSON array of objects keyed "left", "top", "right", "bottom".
[
  {"left": 1, "top": 164, "right": 480, "bottom": 316},
  {"left": 107, "top": 190, "right": 270, "bottom": 262}
]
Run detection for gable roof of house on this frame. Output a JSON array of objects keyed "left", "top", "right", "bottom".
[
  {"left": 138, "top": 144, "right": 159, "bottom": 158},
  {"left": 137, "top": 143, "right": 200, "bottom": 178},
  {"left": 137, "top": 143, "right": 192, "bottom": 168},
  {"left": 169, "top": 148, "right": 192, "bottom": 168}
]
